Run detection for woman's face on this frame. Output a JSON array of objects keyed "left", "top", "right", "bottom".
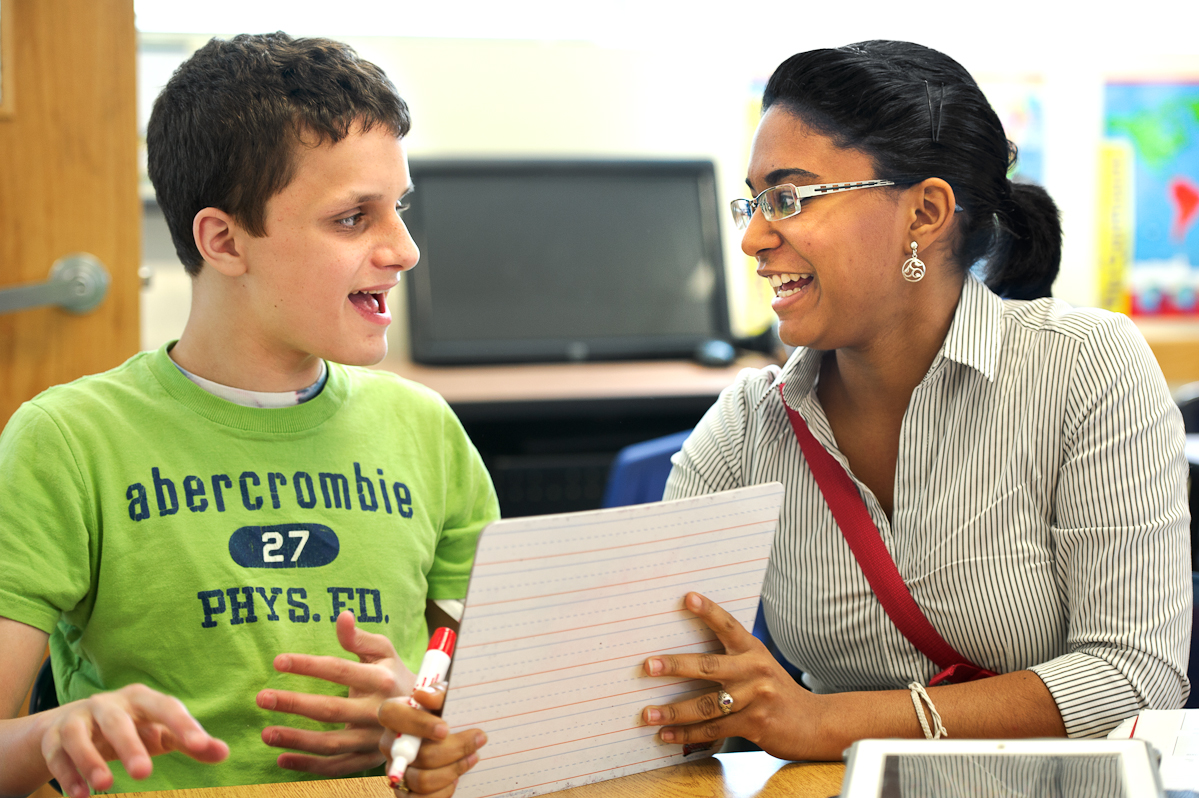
[{"left": 743, "top": 107, "right": 915, "bottom": 352}]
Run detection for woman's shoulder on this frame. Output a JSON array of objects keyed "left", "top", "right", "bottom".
[{"left": 1001, "top": 296, "right": 1140, "bottom": 344}]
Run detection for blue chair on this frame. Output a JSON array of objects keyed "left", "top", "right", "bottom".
[
  {"left": 600, "top": 429, "right": 692, "bottom": 508},
  {"left": 601, "top": 431, "right": 802, "bottom": 681},
  {"left": 1188, "top": 572, "right": 1199, "bottom": 709}
]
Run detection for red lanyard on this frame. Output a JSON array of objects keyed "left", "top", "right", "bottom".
[{"left": 779, "top": 383, "right": 995, "bottom": 685}]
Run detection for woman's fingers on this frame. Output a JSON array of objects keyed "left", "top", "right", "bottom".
[
  {"left": 377, "top": 697, "right": 450, "bottom": 741},
  {"left": 643, "top": 594, "right": 764, "bottom": 682},
  {"left": 658, "top": 717, "right": 729, "bottom": 745},
  {"left": 403, "top": 732, "right": 485, "bottom": 794},
  {"left": 413, "top": 729, "right": 487, "bottom": 771},
  {"left": 683, "top": 592, "right": 757, "bottom": 651},
  {"left": 643, "top": 688, "right": 738, "bottom": 726}
]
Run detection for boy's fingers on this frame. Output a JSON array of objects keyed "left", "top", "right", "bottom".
[
  {"left": 413, "top": 729, "right": 487, "bottom": 770},
  {"left": 262, "top": 724, "right": 381, "bottom": 756},
  {"left": 335, "top": 610, "right": 401, "bottom": 663},
  {"left": 276, "top": 750, "right": 385, "bottom": 776},
  {"left": 91, "top": 702, "right": 153, "bottom": 779},
  {"left": 273, "top": 652, "right": 397, "bottom": 695},
  {"left": 378, "top": 698, "right": 449, "bottom": 739},
  {"left": 56, "top": 714, "right": 114, "bottom": 793},
  {"left": 123, "top": 684, "right": 229, "bottom": 762},
  {"left": 42, "top": 730, "right": 91, "bottom": 798},
  {"left": 258, "top": 688, "right": 376, "bottom": 725}
]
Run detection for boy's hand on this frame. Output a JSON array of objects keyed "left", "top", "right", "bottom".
[
  {"left": 259, "top": 610, "right": 414, "bottom": 776},
  {"left": 379, "top": 686, "right": 486, "bottom": 798},
  {"left": 40, "top": 684, "right": 229, "bottom": 798}
]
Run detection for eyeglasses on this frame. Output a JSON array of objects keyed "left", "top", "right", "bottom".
[{"left": 730, "top": 179, "right": 897, "bottom": 230}]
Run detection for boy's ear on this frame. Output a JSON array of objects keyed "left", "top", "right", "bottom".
[
  {"left": 907, "top": 177, "right": 956, "bottom": 246},
  {"left": 193, "top": 208, "right": 248, "bottom": 277}
]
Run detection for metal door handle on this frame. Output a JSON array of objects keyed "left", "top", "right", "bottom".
[{"left": 0, "top": 253, "right": 111, "bottom": 315}]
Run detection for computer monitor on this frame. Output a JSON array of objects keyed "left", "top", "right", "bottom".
[{"left": 403, "top": 159, "right": 730, "bottom": 365}]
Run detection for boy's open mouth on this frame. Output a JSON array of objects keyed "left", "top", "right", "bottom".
[
  {"left": 768, "top": 273, "right": 813, "bottom": 297},
  {"left": 349, "top": 290, "right": 388, "bottom": 314}
]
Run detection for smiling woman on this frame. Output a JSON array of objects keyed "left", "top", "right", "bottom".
[{"left": 646, "top": 40, "right": 1191, "bottom": 762}]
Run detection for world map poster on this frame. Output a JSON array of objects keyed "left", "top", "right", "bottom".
[{"left": 1103, "top": 82, "right": 1199, "bottom": 316}]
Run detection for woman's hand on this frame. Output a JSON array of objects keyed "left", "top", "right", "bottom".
[
  {"left": 259, "top": 610, "right": 414, "bottom": 776},
  {"left": 378, "top": 686, "right": 486, "bottom": 798},
  {"left": 641, "top": 592, "right": 825, "bottom": 761},
  {"left": 39, "top": 684, "right": 229, "bottom": 798}
]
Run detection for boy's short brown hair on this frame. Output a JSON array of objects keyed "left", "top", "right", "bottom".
[{"left": 147, "top": 32, "right": 411, "bottom": 274}]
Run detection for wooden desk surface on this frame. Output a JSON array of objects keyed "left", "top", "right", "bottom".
[
  {"left": 377, "top": 355, "right": 775, "bottom": 406},
  {"left": 119, "top": 753, "right": 844, "bottom": 798}
]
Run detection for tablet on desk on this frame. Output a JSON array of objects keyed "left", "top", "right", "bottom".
[{"left": 841, "top": 739, "right": 1165, "bottom": 798}]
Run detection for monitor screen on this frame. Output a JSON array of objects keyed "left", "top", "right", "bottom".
[{"left": 403, "top": 160, "right": 729, "bottom": 365}]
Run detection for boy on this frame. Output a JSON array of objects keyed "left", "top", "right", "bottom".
[{"left": 0, "top": 33, "right": 497, "bottom": 796}]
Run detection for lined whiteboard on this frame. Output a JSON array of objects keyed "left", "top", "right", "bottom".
[{"left": 442, "top": 483, "right": 784, "bottom": 798}]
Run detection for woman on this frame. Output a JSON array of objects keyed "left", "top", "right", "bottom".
[
  {"left": 638, "top": 40, "right": 1191, "bottom": 759},
  {"left": 379, "top": 41, "right": 1191, "bottom": 788}
]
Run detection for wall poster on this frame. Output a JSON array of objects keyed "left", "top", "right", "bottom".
[{"left": 1102, "top": 81, "right": 1199, "bottom": 316}]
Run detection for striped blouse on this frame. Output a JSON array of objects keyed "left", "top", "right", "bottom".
[{"left": 664, "top": 274, "right": 1192, "bottom": 738}]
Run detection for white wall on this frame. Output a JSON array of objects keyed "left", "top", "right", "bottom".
[{"left": 136, "top": 0, "right": 1199, "bottom": 345}]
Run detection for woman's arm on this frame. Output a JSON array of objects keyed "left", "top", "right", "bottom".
[
  {"left": 0, "top": 617, "right": 228, "bottom": 798},
  {"left": 641, "top": 593, "right": 1065, "bottom": 760}
]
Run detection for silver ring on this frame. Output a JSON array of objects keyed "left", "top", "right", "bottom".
[{"left": 717, "top": 689, "right": 734, "bottom": 715}]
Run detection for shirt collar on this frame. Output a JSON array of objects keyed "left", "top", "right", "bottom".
[
  {"left": 939, "top": 272, "right": 1003, "bottom": 382},
  {"left": 774, "top": 271, "right": 1003, "bottom": 409}
]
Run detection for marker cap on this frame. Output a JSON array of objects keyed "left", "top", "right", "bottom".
[{"left": 428, "top": 627, "right": 456, "bottom": 657}]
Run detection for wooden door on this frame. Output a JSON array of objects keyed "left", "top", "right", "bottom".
[
  {"left": 0, "top": 3, "right": 137, "bottom": 795},
  {"left": 0, "top": 0, "right": 140, "bottom": 427}
]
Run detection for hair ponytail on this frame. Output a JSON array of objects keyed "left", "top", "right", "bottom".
[
  {"left": 762, "top": 41, "right": 1062, "bottom": 300},
  {"left": 982, "top": 181, "right": 1062, "bottom": 300}
]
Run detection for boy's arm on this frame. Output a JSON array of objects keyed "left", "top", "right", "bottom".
[
  {"left": 0, "top": 616, "right": 228, "bottom": 798},
  {"left": 0, "top": 617, "right": 56, "bottom": 796}
]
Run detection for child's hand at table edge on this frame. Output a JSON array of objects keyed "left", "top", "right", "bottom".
[{"left": 38, "top": 684, "right": 228, "bottom": 798}]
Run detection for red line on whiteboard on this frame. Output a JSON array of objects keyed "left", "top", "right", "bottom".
[
  {"left": 453, "top": 640, "right": 722, "bottom": 690},
  {"left": 474, "top": 520, "right": 769, "bottom": 566},
  {"left": 487, "top": 725, "right": 644, "bottom": 759},
  {"left": 467, "top": 560, "right": 768, "bottom": 609},
  {"left": 462, "top": 596, "right": 759, "bottom": 649},
  {"left": 451, "top": 680, "right": 706, "bottom": 727}
]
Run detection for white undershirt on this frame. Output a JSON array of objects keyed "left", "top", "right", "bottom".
[{"left": 170, "top": 357, "right": 327, "bottom": 408}]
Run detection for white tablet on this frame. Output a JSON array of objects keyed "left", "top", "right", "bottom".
[{"left": 841, "top": 738, "right": 1165, "bottom": 798}]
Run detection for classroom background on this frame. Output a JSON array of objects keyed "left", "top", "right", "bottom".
[{"left": 132, "top": 0, "right": 1199, "bottom": 370}]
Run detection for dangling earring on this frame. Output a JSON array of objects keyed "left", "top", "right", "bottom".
[{"left": 902, "top": 241, "right": 925, "bottom": 282}]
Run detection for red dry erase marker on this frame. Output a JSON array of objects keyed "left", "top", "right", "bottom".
[{"left": 387, "top": 627, "right": 456, "bottom": 787}]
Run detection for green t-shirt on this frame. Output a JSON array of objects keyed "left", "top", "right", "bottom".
[{"left": 0, "top": 344, "right": 499, "bottom": 791}]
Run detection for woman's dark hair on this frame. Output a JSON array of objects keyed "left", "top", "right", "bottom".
[
  {"left": 147, "top": 33, "right": 411, "bottom": 275},
  {"left": 763, "top": 40, "right": 1059, "bottom": 300}
]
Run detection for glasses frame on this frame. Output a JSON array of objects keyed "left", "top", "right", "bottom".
[{"left": 730, "top": 179, "right": 897, "bottom": 230}]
